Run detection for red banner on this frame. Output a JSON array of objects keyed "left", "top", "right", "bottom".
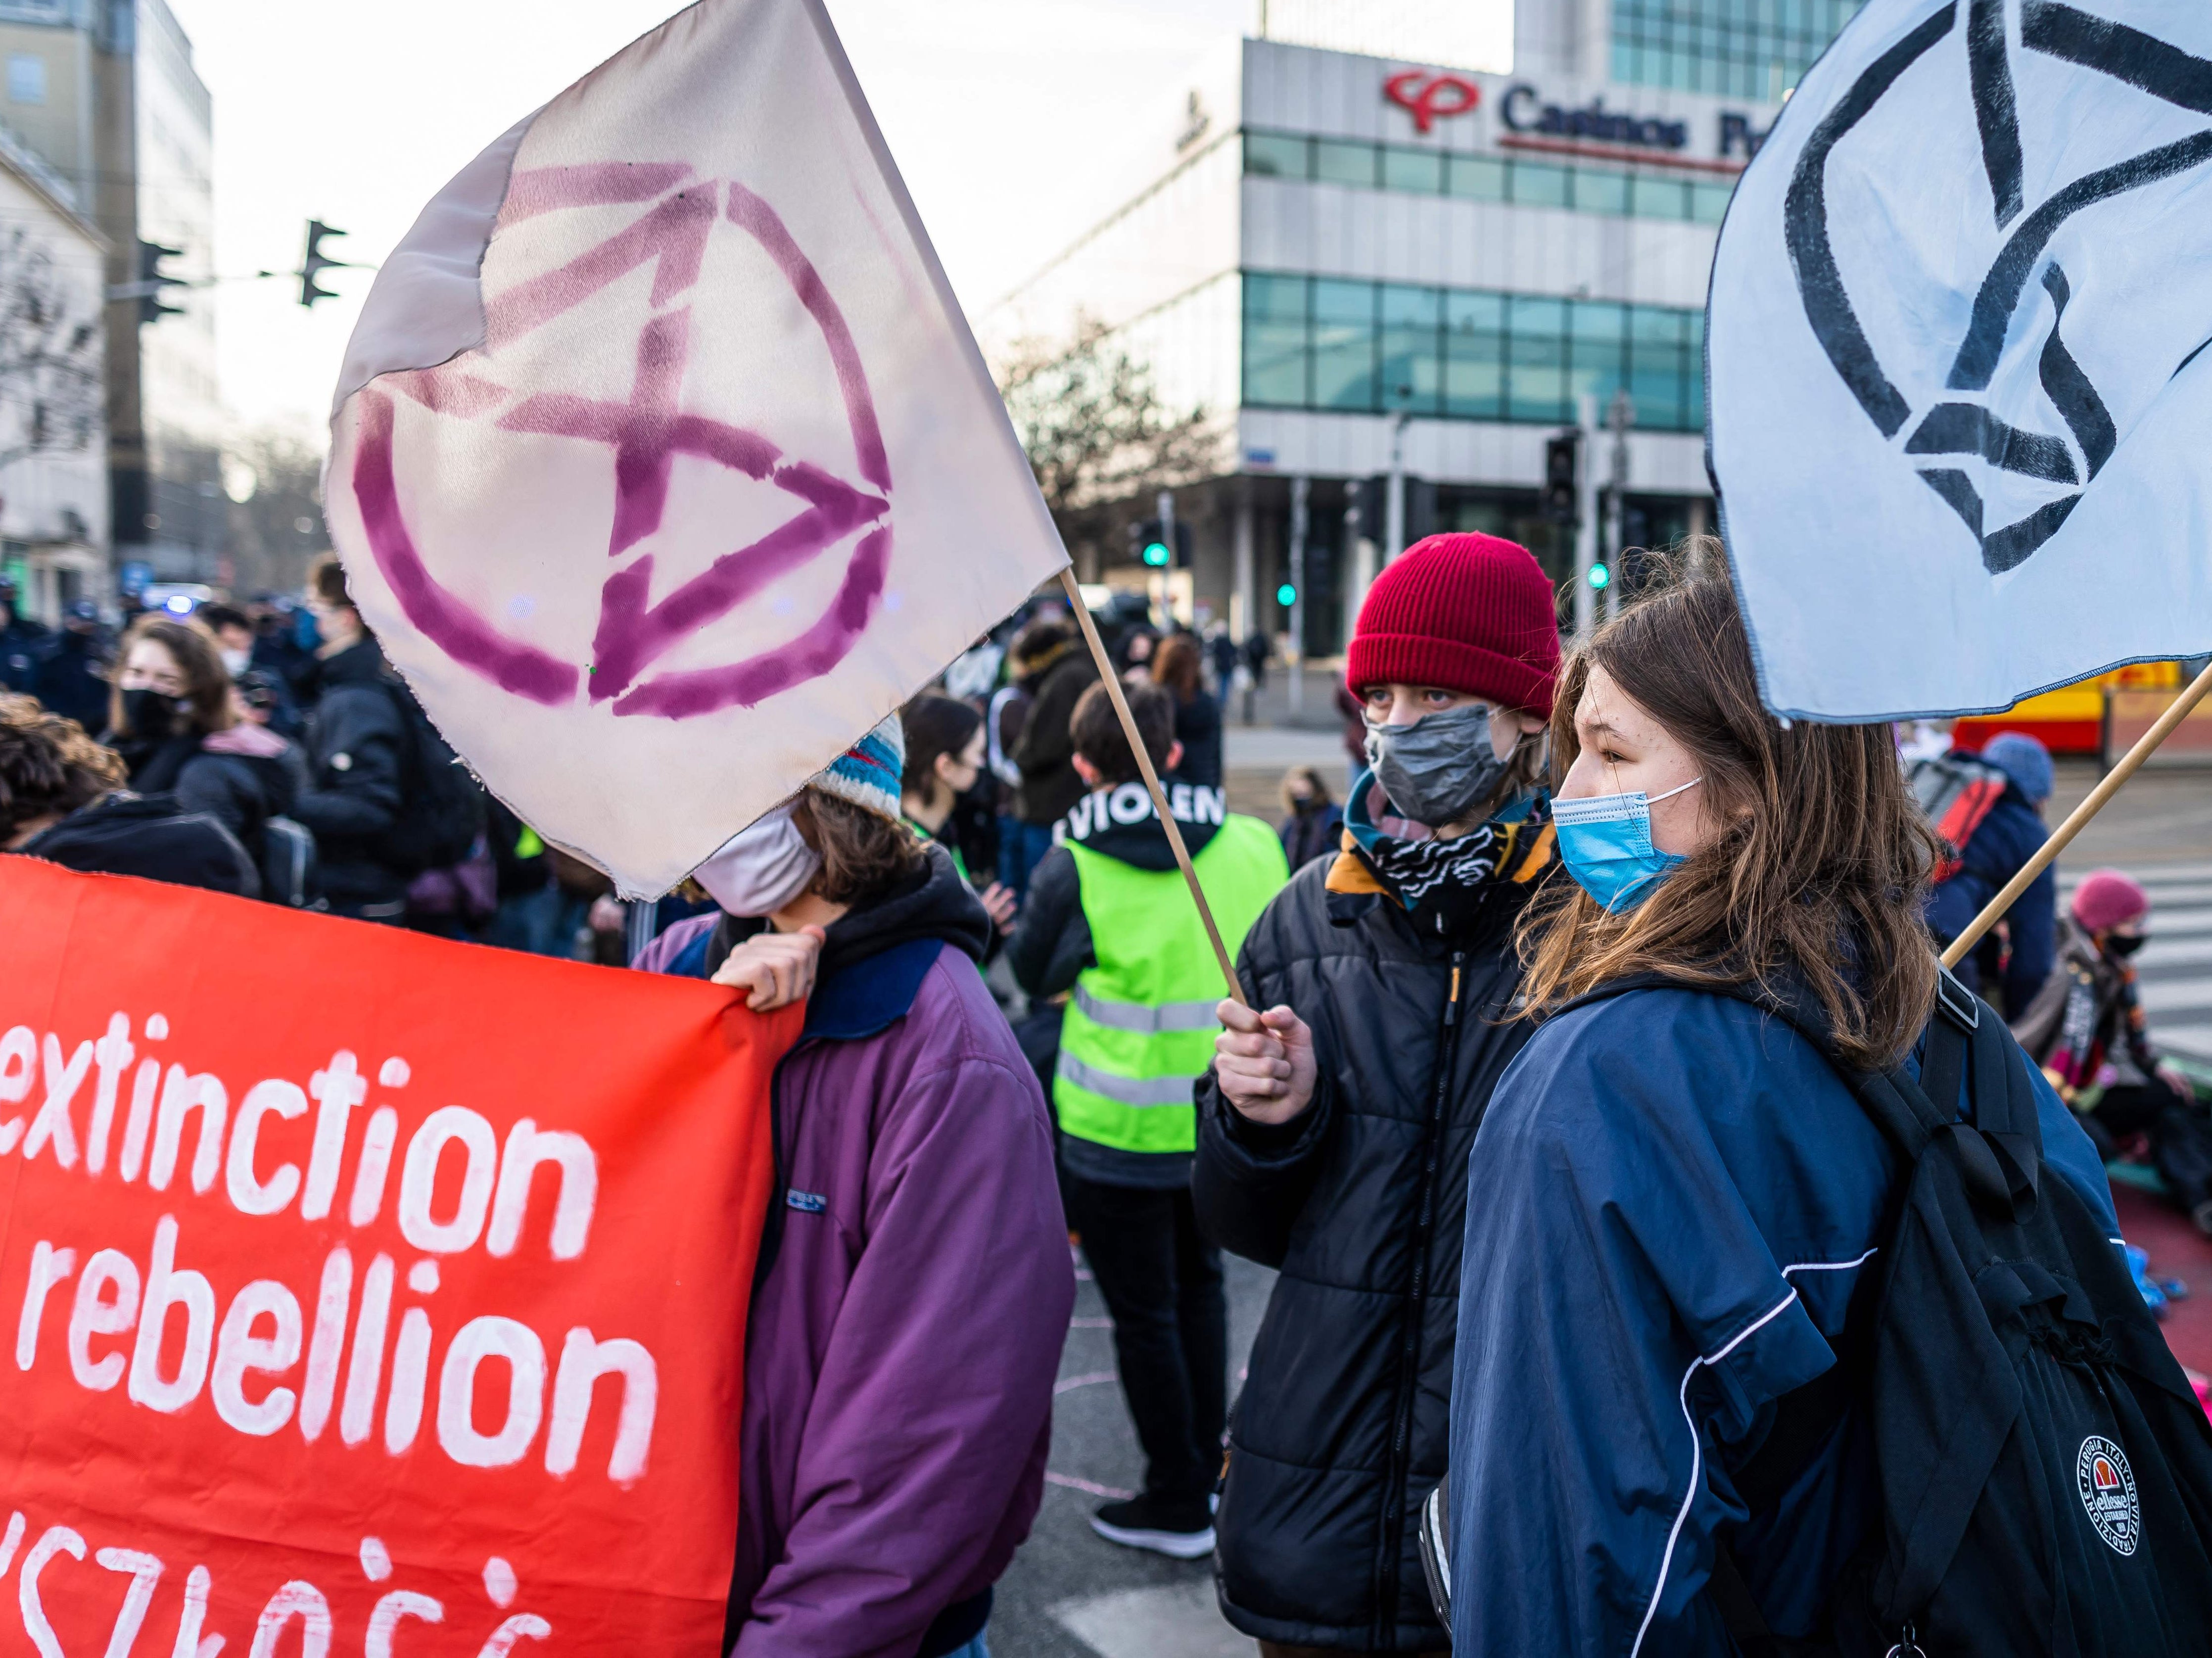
[{"left": 0, "top": 858, "right": 793, "bottom": 1656}]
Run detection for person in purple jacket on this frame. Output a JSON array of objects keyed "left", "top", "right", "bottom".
[{"left": 636, "top": 716, "right": 1074, "bottom": 1658}]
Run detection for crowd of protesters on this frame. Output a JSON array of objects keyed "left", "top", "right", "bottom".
[{"left": 9, "top": 534, "right": 2212, "bottom": 1654}]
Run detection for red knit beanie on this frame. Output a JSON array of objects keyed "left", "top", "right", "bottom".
[
  {"left": 1345, "top": 533, "right": 1561, "bottom": 714},
  {"left": 2071, "top": 869, "right": 2149, "bottom": 935}
]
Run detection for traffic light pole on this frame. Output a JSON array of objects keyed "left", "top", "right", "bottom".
[
  {"left": 1287, "top": 475, "right": 1309, "bottom": 718},
  {"left": 1573, "top": 392, "right": 1600, "bottom": 641}
]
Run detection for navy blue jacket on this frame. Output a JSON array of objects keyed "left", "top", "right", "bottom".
[
  {"left": 1448, "top": 986, "right": 2117, "bottom": 1656},
  {"left": 1926, "top": 788, "right": 2055, "bottom": 1013}
]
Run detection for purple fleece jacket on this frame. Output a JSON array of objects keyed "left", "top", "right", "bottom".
[{"left": 639, "top": 891, "right": 1072, "bottom": 1658}]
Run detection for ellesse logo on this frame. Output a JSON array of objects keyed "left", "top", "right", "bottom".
[{"left": 2076, "top": 1435, "right": 2140, "bottom": 1557}]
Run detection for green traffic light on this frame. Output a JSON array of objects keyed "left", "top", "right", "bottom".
[
  {"left": 1143, "top": 542, "right": 1171, "bottom": 567},
  {"left": 1588, "top": 564, "right": 1611, "bottom": 590},
  {"left": 1276, "top": 582, "right": 1297, "bottom": 606}
]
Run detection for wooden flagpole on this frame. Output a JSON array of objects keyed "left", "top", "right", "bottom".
[
  {"left": 1058, "top": 568, "right": 1249, "bottom": 1006},
  {"left": 1942, "top": 669, "right": 2212, "bottom": 968}
]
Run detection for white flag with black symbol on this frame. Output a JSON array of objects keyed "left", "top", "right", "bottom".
[
  {"left": 323, "top": 0, "right": 1067, "bottom": 896},
  {"left": 1708, "top": 0, "right": 2212, "bottom": 721}
]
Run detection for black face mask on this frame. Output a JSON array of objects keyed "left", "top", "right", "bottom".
[
  {"left": 2105, "top": 931, "right": 2147, "bottom": 959},
  {"left": 121, "top": 687, "right": 181, "bottom": 738}
]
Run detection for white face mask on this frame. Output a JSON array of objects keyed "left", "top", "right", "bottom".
[
  {"left": 692, "top": 805, "right": 821, "bottom": 918},
  {"left": 219, "top": 647, "right": 251, "bottom": 677}
]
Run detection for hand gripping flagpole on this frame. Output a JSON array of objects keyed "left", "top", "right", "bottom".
[
  {"left": 1059, "top": 568, "right": 1250, "bottom": 1007},
  {"left": 1942, "top": 668, "right": 2212, "bottom": 969}
]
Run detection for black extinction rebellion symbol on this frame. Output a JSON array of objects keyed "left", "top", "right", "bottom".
[{"left": 1787, "top": 0, "right": 2212, "bottom": 572}]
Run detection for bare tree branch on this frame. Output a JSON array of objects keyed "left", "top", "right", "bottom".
[
  {"left": 0, "top": 227, "right": 101, "bottom": 476},
  {"left": 998, "top": 315, "right": 1222, "bottom": 568}
]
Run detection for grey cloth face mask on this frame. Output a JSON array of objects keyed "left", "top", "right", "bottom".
[{"left": 1364, "top": 702, "right": 1523, "bottom": 828}]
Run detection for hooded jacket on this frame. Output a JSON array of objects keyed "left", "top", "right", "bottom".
[
  {"left": 19, "top": 791, "right": 260, "bottom": 898},
  {"left": 290, "top": 638, "right": 409, "bottom": 909},
  {"left": 1925, "top": 777, "right": 2055, "bottom": 1014},
  {"left": 110, "top": 722, "right": 304, "bottom": 864},
  {"left": 1448, "top": 984, "right": 2118, "bottom": 1655},
  {"left": 1191, "top": 778, "right": 1555, "bottom": 1651},
  {"left": 1009, "top": 643, "right": 1097, "bottom": 826},
  {"left": 637, "top": 848, "right": 1073, "bottom": 1658}
]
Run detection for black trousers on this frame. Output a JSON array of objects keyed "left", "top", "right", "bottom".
[
  {"left": 1063, "top": 1175, "right": 1226, "bottom": 1503},
  {"left": 2088, "top": 1076, "right": 2212, "bottom": 1214}
]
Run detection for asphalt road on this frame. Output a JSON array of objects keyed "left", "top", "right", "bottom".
[{"left": 988, "top": 1248, "right": 1275, "bottom": 1658}]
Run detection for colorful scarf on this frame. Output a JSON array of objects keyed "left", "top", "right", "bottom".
[{"left": 1328, "top": 770, "right": 1554, "bottom": 937}]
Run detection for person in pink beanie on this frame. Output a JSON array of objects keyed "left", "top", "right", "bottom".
[
  {"left": 2016, "top": 867, "right": 2212, "bottom": 1234},
  {"left": 1192, "top": 533, "right": 1561, "bottom": 1654}
]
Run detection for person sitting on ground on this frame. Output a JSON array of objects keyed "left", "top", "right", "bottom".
[
  {"left": 1006, "top": 679, "right": 1287, "bottom": 1560},
  {"left": 1196, "top": 532, "right": 1560, "bottom": 1655},
  {"left": 899, "top": 690, "right": 1017, "bottom": 935},
  {"left": 1923, "top": 729, "right": 2057, "bottom": 1013},
  {"left": 289, "top": 557, "right": 413, "bottom": 922},
  {"left": 2014, "top": 868, "right": 2212, "bottom": 1235},
  {"left": 634, "top": 717, "right": 1072, "bottom": 1658},
  {"left": 102, "top": 614, "right": 303, "bottom": 872},
  {"left": 1276, "top": 764, "right": 1343, "bottom": 870},
  {"left": 2, "top": 694, "right": 259, "bottom": 896},
  {"left": 1444, "top": 549, "right": 2119, "bottom": 1651},
  {"left": 1153, "top": 632, "right": 1223, "bottom": 788}
]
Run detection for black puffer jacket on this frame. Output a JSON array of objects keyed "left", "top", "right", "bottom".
[
  {"left": 291, "top": 639, "right": 409, "bottom": 910},
  {"left": 1193, "top": 837, "right": 1551, "bottom": 1652},
  {"left": 109, "top": 730, "right": 303, "bottom": 865}
]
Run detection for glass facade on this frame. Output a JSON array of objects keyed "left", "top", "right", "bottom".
[
  {"left": 1245, "top": 130, "right": 1735, "bottom": 226},
  {"left": 1611, "top": 0, "right": 1866, "bottom": 101},
  {"left": 1243, "top": 273, "right": 1704, "bottom": 431}
]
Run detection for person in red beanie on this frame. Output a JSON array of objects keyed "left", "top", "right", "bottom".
[
  {"left": 2015, "top": 868, "right": 2212, "bottom": 1233},
  {"left": 1191, "top": 532, "right": 1561, "bottom": 1654}
]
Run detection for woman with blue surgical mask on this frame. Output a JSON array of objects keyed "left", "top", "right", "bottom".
[{"left": 1441, "top": 546, "right": 2121, "bottom": 1655}]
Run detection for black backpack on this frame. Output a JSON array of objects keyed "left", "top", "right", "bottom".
[
  {"left": 1653, "top": 969, "right": 2212, "bottom": 1657},
  {"left": 257, "top": 814, "right": 321, "bottom": 909},
  {"left": 377, "top": 675, "right": 485, "bottom": 876}
]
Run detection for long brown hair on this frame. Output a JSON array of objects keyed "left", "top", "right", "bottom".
[
  {"left": 791, "top": 787, "right": 924, "bottom": 907},
  {"left": 108, "top": 616, "right": 236, "bottom": 738},
  {"left": 1516, "top": 543, "right": 1938, "bottom": 1070},
  {"left": 1153, "top": 632, "right": 1203, "bottom": 702}
]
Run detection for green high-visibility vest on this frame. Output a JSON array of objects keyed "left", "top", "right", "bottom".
[{"left": 1055, "top": 813, "right": 1288, "bottom": 1155}]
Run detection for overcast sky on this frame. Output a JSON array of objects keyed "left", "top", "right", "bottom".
[{"left": 173, "top": 0, "right": 1306, "bottom": 436}]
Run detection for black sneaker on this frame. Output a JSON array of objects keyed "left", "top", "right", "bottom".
[{"left": 1090, "top": 1493, "right": 1215, "bottom": 1559}]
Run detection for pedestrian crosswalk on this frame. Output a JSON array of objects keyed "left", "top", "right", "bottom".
[{"left": 2056, "top": 861, "right": 2212, "bottom": 1062}]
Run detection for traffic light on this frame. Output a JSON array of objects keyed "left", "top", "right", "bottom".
[
  {"left": 135, "top": 240, "right": 186, "bottom": 326},
  {"left": 1276, "top": 581, "right": 1297, "bottom": 606},
  {"left": 1126, "top": 518, "right": 1191, "bottom": 569},
  {"left": 1543, "top": 431, "right": 1581, "bottom": 525},
  {"left": 300, "top": 219, "right": 349, "bottom": 308},
  {"left": 1587, "top": 562, "right": 1611, "bottom": 590}
]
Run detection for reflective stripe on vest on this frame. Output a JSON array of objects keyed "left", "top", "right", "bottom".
[
  {"left": 1055, "top": 813, "right": 1288, "bottom": 1156},
  {"left": 1073, "top": 985, "right": 1222, "bottom": 1034}
]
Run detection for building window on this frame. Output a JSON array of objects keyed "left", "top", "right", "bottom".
[
  {"left": 1241, "top": 273, "right": 1706, "bottom": 434},
  {"left": 1610, "top": 0, "right": 1867, "bottom": 100},
  {"left": 1244, "top": 127, "right": 1743, "bottom": 226},
  {"left": 7, "top": 53, "right": 46, "bottom": 105}
]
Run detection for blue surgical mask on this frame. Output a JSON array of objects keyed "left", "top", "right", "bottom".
[{"left": 1552, "top": 776, "right": 1703, "bottom": 913}]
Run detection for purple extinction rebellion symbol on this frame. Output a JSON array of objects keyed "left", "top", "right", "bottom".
[{"left": 352, "top": 162, "right": 894, "bottom": 719}]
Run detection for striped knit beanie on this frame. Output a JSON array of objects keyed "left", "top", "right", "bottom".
[
  {"left": 808, "top": 714, "right": 905, "bottom": 823},
  {"left": 1346, "top": 533, "right": 1561, "bottom": 715}
]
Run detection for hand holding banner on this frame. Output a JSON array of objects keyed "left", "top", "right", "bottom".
[{"left": 0, "top": 859, "right": 794, "bottom": 1653}]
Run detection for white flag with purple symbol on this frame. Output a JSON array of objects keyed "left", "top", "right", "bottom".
[
  {"left": 1708, "top": 0, "right": 2212, "bottom": 722},
  {"left": 324, "top": 0, "right": 1066, "bottom": 895}
]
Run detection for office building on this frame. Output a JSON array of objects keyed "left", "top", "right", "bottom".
[
  {"left": 0, "top": 0, "right": 218, "bottom": 594},
  {"left": 986, "top": 0, "right": 1864, "bottom": 652}
]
